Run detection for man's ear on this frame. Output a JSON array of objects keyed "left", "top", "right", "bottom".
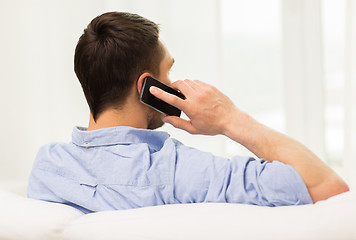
[{"left": 136, "top": 72, "right": 152, "bottom": 95}]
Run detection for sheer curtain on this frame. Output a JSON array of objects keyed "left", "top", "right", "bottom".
[
  {"left": 0, "top": 0, "right": 355, "bottom": 190},
  {"left": 282, "top": 0, "right": 355, "bottom": 187},
  {"left": 344, "top": 0, "right": 356, "bottom": 188}
]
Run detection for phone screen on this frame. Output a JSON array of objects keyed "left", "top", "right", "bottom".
[{"left": 140, "top": 76, "right": 185, "bottom": 117}]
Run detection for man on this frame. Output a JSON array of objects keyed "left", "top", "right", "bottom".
[{"left": 28, "top": 12, "right": 348, "bottom": 213}]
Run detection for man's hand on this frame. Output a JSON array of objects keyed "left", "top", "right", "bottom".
[{"left": 149, "top": 79, "right": 243, "bottom": 136}]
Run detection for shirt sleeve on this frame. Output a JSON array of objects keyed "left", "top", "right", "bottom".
[{"left": 172, "top": 143, "right": 313, "bottom": 206}]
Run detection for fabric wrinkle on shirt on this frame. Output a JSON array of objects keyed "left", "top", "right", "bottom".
[{"left": 27, "top": 126, "right": 313, "bottom": 213}]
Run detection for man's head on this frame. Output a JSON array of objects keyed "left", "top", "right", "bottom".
[{"left": 74, "top": 12, "right": 169, "bottom": 127}]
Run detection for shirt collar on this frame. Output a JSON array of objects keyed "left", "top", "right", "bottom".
[{"left": 72, "top": 126, "right": 170, "bottom": 150}]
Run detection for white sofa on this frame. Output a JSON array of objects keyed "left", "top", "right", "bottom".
[{"left": 1, "top": 189, "right": 355, "bottom": 240}]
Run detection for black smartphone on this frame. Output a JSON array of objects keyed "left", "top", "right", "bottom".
[{"left": 140, "top": 76, "right": 185, "bottom": 117}]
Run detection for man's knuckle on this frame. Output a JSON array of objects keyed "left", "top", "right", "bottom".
[
  {"left": 170, "top": 96, "right": 180, "bottom": 105},
  {"left": 207, "top": 85, "right": 215, "bottom": 92},
  {"left": 175, "top": 80, "right": 184, "bottom": 85}
]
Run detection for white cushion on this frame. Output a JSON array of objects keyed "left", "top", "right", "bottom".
[
  {"left": 1, "top": 189, "right": 355, "bottom": 240},
  {"left": 62, "top": 191, "right": 356, "bottom": 240},
  {"left": 0, "top": 189, "right": 83, "bottom": 240}
]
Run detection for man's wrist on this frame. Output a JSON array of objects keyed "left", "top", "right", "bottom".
[{"left": 222, "top": 110, "right": 256, "bottom": 144}]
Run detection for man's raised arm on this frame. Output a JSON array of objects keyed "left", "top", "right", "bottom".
[{"left": 149, "top": 79, "right": 349, "bottom": 203}]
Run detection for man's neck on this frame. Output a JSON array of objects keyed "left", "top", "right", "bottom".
[{"left": 88, "top": 107, "right": 148, "bottom": 131}]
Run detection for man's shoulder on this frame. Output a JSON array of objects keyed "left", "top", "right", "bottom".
[
  {"left": 37, "top": 141, "right": 72, "bottom": 153},
  {"left": 34, "top": 141, "right": 74, "bottom": 165}
]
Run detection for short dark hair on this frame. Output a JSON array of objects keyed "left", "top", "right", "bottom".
[{"left": 74, "top": 12, "right": 164, "bottom": 121}]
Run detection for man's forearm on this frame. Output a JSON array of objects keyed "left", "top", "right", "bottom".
[{"left": 223, "top": 111, "right": 349, "bottom": 202}]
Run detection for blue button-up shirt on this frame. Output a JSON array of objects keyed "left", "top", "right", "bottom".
[{"left": 28, "top": 126, "right": 312, "bottom": 213}]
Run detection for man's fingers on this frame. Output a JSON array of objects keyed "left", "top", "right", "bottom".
[
  {"left": 170, "top": 80, "right": 195, "bottom": 96},
  {"left": 149, "top": 86, "right": 185, "bottom": 109},
  {"left": 163, "top": 116, "right": 198, "bottom": 134}
]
